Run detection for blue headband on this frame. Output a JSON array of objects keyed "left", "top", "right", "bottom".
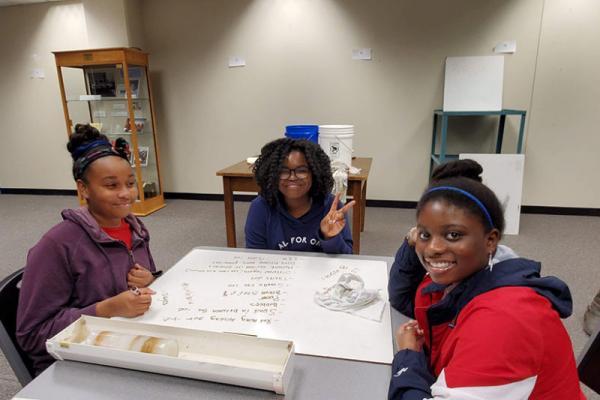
[
  {"left": 425, "top": 186, "right": 495, "bottom": 229},
  {"left": 72, "top": 139, "right": 111, "bottom": 160},
  {"left": 71, "top": 139, "right": 128, "bottom": 181}
]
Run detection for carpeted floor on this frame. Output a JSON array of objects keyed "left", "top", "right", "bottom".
[{"left": 1, "top": 194, "right": 598, "bottom": 399}]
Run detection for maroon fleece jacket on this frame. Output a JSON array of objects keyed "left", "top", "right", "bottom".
[{"left": 16, "top": 207, "right": 156, "bottom": 373}]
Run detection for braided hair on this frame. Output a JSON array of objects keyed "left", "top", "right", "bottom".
[
  {"left": 253, "top": 138, "right": 333, "bottom": 207},
  {"left": 417, "top": 159, "right": 505, "bottom": 237}
]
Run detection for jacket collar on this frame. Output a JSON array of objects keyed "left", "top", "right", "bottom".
[
  {"left": 275, "top": 194, "right": 325, "bottom": 224},
  {"left": 61, "top": 207, "right": 149, "bottom": 245},
  {"left": 425, "top": 257, "right": 574, "bottom": 326}
]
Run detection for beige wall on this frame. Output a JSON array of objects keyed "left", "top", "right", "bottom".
[
  {"left": 524, "top": 0, "right": 600, "bottom": 207},
  {"left": 142, "top": 0, "right": 544, "bottom": 202},
  {"left": 82, "top": 0, "right": 128, "bottom": 48},
  {"left": 0, "top": 1, "right": 87, "bottom": 189},
  {"left": 124, "top": 0, "right": 145, "bottom": 50},
  {"left": 0, "top": 0, "right": 598, "bottom": 208},
  {"left": 0, "top": 0, "right": 145, "bottom": 189}
]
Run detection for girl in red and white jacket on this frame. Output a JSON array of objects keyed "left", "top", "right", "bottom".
[{"left": 388, "top": 159, "right": 585, "bottom": 400}]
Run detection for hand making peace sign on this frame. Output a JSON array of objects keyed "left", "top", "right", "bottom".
[{"left": 320, "top": 192, "right": 356, "bottom": 240}]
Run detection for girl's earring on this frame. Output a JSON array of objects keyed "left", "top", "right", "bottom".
[{"left": 487, "top": 252, "right": 494, "bottom": 272}]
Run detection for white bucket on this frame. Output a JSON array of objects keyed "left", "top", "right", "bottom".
[{"left": 318, "top": 125, "right": 354, "bottom": 167}]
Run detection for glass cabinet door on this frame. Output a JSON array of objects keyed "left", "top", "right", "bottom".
[
  {"left": 125, "top": 64, "right": 161, "bottom": 200},
  {"left": 58, "top": 58, "right": 164, "bottom": 214}
]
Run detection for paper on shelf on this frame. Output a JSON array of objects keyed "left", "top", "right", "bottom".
[{"left": 79, "top": 95, "right": 101, "bottom": 101}]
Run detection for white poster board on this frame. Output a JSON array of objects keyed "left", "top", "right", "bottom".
[
  {"left": 443, "top": 56, "right": 504, "bottom": 111},
  {"left": 131, "top": 248, "right": 393, "bottom": 364},
  {"left": 460, "top": 154, "right": 525, "bottom": 235}
]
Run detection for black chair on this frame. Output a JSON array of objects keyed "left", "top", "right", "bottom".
[
  {"left": 578, "top": 321, "right": 600, "bottom": 394},
  {"left": 0, "top": 268, "right": 34, "bottom": 386}
]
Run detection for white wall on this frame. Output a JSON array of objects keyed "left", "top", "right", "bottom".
[{"left": 0, "top": 0, "right": 598, "bottom": 208}]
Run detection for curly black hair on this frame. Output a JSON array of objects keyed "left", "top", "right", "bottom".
[
  {"left": 417, "top": 159, "right": 506, "bottom": 237},
  {"left": 253, "top": 138, "right": 333, "bottom": 207}
]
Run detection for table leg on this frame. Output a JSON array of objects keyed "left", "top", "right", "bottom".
[
  {"left": 349, "top": 181, "right": 362, "bottom": 254},
  {"left": 361, "top": 181, "right": 367, "bottom": 232},
  {"left": 222, "top": 177, "right": 237, "bottom": 247}
]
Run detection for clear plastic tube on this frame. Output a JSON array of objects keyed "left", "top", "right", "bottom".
[
  {"left": 85, "top": 330, "right": 179, "bottom": 356},
  {"left": 67, "top": 322, "right": 178, "bottom": 357}
]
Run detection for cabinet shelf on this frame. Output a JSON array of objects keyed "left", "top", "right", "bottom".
[
  {"left": 66, "top": 97, "right": 150, "bottom": 102},
  {"left": 105, "top": 131, "right": 153, "bottom": 136}
]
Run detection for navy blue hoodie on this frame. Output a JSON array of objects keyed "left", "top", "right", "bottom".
[{"left": 244, "top": 193, "right": 352, "bottom": 254}]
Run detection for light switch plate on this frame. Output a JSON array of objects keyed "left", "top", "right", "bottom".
[
  {"left": 494, "top": 40, "right": 516, "bottom": 54},
  {"left": 352, "top": 48, "right": 372, "bottom": 60},
  {"left": 228, "top": 56, "right": 246, "bottom": 67}
]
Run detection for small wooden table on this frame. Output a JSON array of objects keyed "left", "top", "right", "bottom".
[{"left": 216, "top": 157, "right": 372, "bottom": 254}]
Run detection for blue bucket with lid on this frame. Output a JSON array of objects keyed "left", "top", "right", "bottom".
[{"left": 285, "top": 125, "right": 319, "bottom": 143}]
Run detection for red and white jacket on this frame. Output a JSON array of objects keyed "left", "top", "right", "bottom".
[{"left": 388, "top": 243, "right": 586, "bottom": 400}]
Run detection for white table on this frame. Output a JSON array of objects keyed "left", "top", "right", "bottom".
[{"left": 16, "top": 248, "right": 406, "bottom": 400}]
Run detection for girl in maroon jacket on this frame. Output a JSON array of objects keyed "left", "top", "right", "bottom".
[{"left": 17, "top": 124, "right": 159, "bottom": 373}]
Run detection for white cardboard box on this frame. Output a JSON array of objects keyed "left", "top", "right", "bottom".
[{"left": 46, "top": 316, "right": 295, "bottom": 394}]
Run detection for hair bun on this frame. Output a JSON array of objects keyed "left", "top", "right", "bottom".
[
  {"left": 113, "top": 137, "right": 131, "bottom": 159},
  {"left": 431, "top": 159, "right": 483, "bottom": 182},
  {"left": 66, "top": 123, "right": 105, "bottom": 160}
]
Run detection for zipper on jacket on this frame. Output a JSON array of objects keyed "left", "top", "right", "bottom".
[
  {"left": 109, "top": 238, "right": 136, "bottom": 267},
  {"left": 426, "top": 292, "right": 434, "bottom": 359},
  {"left": 127, "top": 248, "right": 136, "bottom": 269},
  {"left": 448, "top": 314, "right": 458, "bottom": 328}
]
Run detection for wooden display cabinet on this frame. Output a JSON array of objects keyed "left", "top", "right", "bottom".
[{"left": 53, "top": 47, "right": 165, "bottom": 216}]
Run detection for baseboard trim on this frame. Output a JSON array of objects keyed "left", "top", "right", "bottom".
[
  {"left": 3, "top": 189, "right": 599, "bottom": 217},
  {"left": 164, "top": 192, "right": 256, "bottom": 202},
  {"left": 0, "top": 188, "right": 77, "bottom": 196},
  {"left": 364, "top": 201, "right": 600, "bottom": 216},
  {"left": 520, "top": 205, "right": 600, "bottom": 217},
  {"left": 366, "top": 200, "right": 417, "bottom": 209}
]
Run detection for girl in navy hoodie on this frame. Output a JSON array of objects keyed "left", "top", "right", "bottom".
[
  {"left": 245, "top": 138, "right": 354, "bottom": 254},
  {"left": 17, "top": 124, "right": 159, "bottom": 373},
  {"left": 387, "top": 159, "right": 584, "bottom": 399}
]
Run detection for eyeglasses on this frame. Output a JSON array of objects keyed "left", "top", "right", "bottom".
[{"left": 279, "top": 166, "right": 310, "bottom": 180}]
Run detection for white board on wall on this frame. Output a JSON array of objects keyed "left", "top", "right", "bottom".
[
  {"left": 129, "top": 248, "right": 393, "bottom": 364},
  {"left": 460, "top": 153, "right": 525, "bottom": 235},
  {"left": 443, "top": 56, "right": 504, "bottom": 111}
]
